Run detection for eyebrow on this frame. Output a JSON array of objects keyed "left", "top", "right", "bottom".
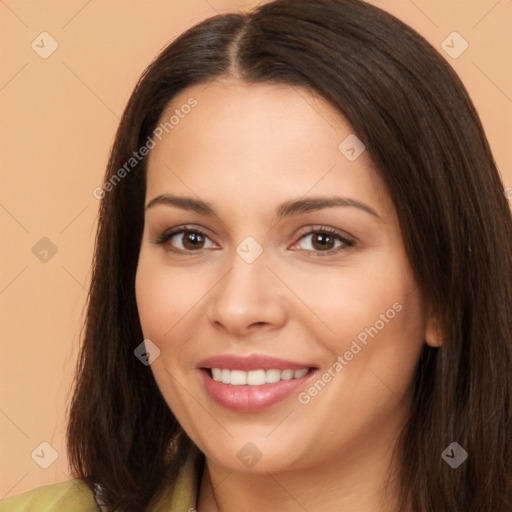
[{"left": 145, "top": 194, "right": 380, "bottom": 219}]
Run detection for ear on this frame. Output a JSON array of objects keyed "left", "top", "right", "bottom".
[{"left": 424, "top": 309, "right": 444, "bottom": 348}]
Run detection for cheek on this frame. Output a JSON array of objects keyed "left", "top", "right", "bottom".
[
  {"left": 288, "top": 254, "right": 427, "bottom": 427},
  {"left": 290, "top": 267, "right": 425, "bottom": 448},
  {"left": 289, "top": 255, "right": 424, "bottom": 358},
  {"left": 135, "top": 259, "right": 204, "bottom": 425},
  {"left": 135, "top": 257, "right": 204, "bottom": 341},
  {"left": 134, "top": 253, "right": 216, "bottom": 420},
  {"left": 330, "top": 273, "right": 425, "bottom": 398}
]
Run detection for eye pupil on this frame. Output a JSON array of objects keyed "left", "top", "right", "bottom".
[
  {"left": 183, "top": 232, "right": 204, "bottom": 250},
  {"left": 312, "top": 233, "right": 334, "bottom": 251}
]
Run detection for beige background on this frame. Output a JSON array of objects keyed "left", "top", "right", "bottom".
[{"left": 1, "top": 0, "right": 511, "bottom": 499}]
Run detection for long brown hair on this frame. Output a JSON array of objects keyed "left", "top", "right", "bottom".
[{"left": 67, "top": 0, "right": 512, "bottom": 510}]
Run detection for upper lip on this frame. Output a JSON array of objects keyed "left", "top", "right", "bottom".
[{"left": 197, "top": 354, "right": 316, "bottom": 371}]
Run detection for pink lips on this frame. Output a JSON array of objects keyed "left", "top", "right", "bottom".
[
  {"left": 197, "top": 354, "right": 317, "bottom": 412},
  {"left": 197, "top": 354, "right": 315, "bottom": 371}
]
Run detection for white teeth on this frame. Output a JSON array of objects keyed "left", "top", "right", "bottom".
[
  {"left": 230, "top": 370, "right": 247, "bottom": 386},
  {"left": 209, "top": 368, "right": 310, "bottom": 385},
  {"left": 281, "top": 369, "right": 294, "bottom": 380},
  {"left": 221, "top": 369, "right": 230, "bottom": 384},
  {"left": 247, "top": 369, "right": 266, "bottom": 385},
  {"left": 266, "top": 369, "right": 281, "bottom": 383}
]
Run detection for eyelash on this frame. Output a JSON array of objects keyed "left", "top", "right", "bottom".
[{"left": 153, "top": 224, "right": 355, "bottom": 257}]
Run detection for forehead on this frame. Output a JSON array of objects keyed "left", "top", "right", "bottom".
[{"left": 145, "top": 79, "right": 392, "bottom": 217}]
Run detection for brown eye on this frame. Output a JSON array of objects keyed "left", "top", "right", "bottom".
[
  {"left": 154, "top": 227, "right": 216, "bottom": 253},
  {"left": 292, "top": 227, "right": 355, "bottom": 256},
  {"left": 180, "top": 231, "right": 206, "bottom": 250},
  {"left": 310, "top": 232, "right": 337, "bottom": 251}
]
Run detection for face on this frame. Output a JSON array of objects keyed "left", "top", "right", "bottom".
[{"left": 135, "top": 79, "right": 436, "bottom": 474}]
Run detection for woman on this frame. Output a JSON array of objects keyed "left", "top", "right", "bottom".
[{"left": 1, "top": 0, "right": 511, "bottom": 510}]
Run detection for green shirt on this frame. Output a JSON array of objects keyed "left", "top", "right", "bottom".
[{"left": 0, "top": 455, "right": 198, "bottom": 511}]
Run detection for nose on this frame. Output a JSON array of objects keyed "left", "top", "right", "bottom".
[{"left": 206, "top": 250, "right": 288, "bottom": 338}]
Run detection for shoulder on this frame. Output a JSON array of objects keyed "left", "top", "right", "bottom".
[
  {"left": 0, "top": 479, "right": 98, "bottom": 512},
  {"left": 0, "top": 453, "right": 200, "bottom": 511}
]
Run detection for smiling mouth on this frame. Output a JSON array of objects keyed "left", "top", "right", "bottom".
[
  {"left": 198, "top": 364, "right": 318, "bottom": 412},
  {"left": 203, "top": 367, "right": 316, "bottom": 386}
]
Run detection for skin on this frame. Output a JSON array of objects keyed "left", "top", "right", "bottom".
[{"left": 135, "top": 79, "right": 439, "bottom": 512}]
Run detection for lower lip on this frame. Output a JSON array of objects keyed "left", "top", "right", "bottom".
[{"left": 199, "top": 369, "right": 316, "bottom": 412}]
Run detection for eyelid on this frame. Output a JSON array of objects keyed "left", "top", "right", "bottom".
[
  {"left": 289, "top": 225, "right": 355, "bottom": 254},
  {"left": 152, "top": 224, "right": 356, "bottom": 256},
  {"left": 152, "top": 224, "right": 216, "bottom": 249},
  {"left": 293, "top": 225, "right": 354, "bottom": 243}
]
